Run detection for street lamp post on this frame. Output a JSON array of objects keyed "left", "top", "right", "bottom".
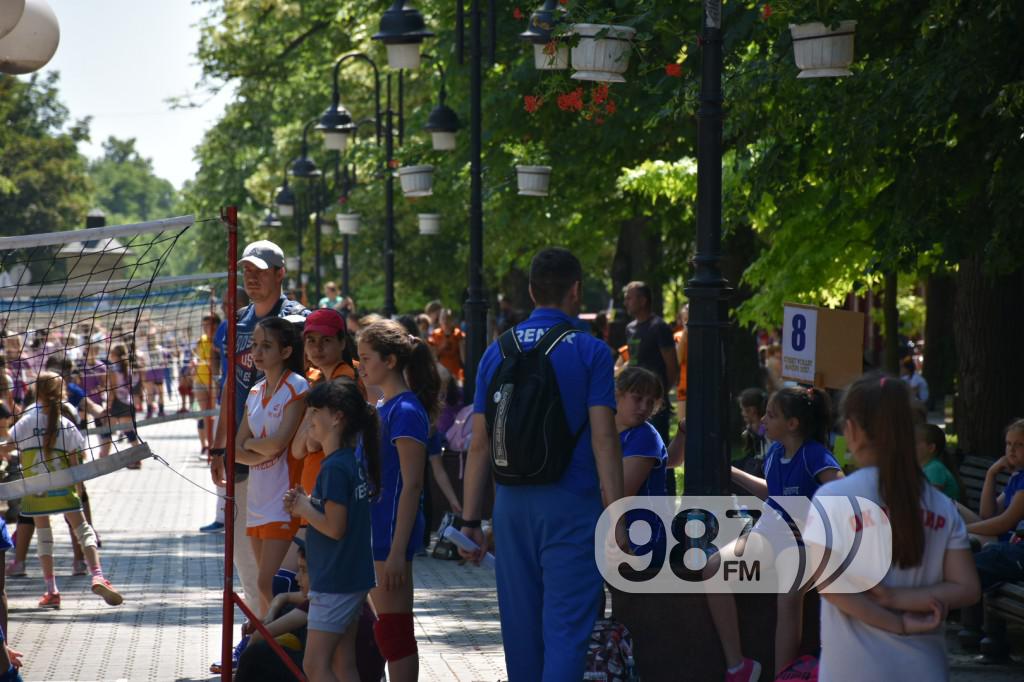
[
  {"left": 683, "top": 0, "right": 730, "bottom": 496},
  {"left": 319, "top": 52, "right": 416, "bottom": 318},
  {"left": 290, "top": 120, "right": 323, "bottom": 301}
]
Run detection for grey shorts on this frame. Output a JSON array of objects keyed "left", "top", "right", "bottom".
[{"left": 307, "top": 590, "right": 369, "bottom": 634}]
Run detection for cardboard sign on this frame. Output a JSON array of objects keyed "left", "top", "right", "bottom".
[{"left": 781, "top": 304, "right": 864, "bottom": 389}]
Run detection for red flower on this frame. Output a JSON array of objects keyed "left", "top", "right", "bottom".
[
  {"left": 388, "top": 159, "right": 400, "bottom": 169},
  {"left": 592, "top": 83, "right": 609, "bottom": 105},
  {"left": 595, "top": 116, "right": 606, "bottom": 126},
  {"left": 523, "top": 95, "right": 543, "bottom": 113},
  {"left": 605, "top": 99, "right": 617, "bottom": 114},
  {"left": 543, "top": 40, "right": 558, "bottom": 56},
  {"left": 513, "top": 7, "right": 524, "bottom": 20},
  {"left": 338, "top": 196, "right": 348, "bottom": 205},
  {"left": 558, "top": 0, "right": 568, "bottom": 5},
  {"left": 556, "top": 87, "right": 584, "bottom": 112},
  {"left": 665, "top": 63, "right": 683, "bottom": 78},
  {"left": 761, "top": 4, "right": 773, "bottom": 20}
]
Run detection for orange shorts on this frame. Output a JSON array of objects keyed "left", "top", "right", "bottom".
[{"left": 246, "top": 519, "right": 299, "bottom": 541}]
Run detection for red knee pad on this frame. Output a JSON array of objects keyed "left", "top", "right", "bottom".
[{"left": 373, "top": 612, "right": 417, "bottom": 662}]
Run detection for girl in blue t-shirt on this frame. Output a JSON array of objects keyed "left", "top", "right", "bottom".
[
  {"left": 284, "top": 379, "right": 379, "bottom": 682},
  {"left": 715, "top": 387, "right": 842, "bottom": 681},
  {"left": 615, "top": 368, "right": 674, "bottom": 568},
  {"left": 356, "top": 320, "right": 439, "bottom": 681}
]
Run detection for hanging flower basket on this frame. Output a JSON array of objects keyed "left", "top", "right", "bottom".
[
  {"left": 418, "top": 213, "right": 441, "bottom": 235},
  {"left": 333, "top": 254, "right": 345, "bottom": 269},
  {"left": 336, "top": 213, "right": 361, "bottom": 235},
  {"left": 516, "top": 165, "right": 552, "bottom": 197},
  {"left": 284, "top": 256, "right": 300, "bottom": 272},
  {"left": 789, "top": 21, "right": 857, "bottom": 78},
  {"left": 320, "top": 219, "right": 333, "bottom": 236},
  {"left": 570, "top": 24, "right": 636, "bottom": 83},
  {"left": 533, "top": 42, "right": 569, "bottom": 70},
  {"left": 397, "top": 165, "right": 434, "bottom": 197}
]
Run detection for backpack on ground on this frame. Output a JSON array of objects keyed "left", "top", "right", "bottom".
[
  {"left": 583, "top": 618, "right": 638, "bottom": 681},
  {"left": 484, "top": 322, "right": 585, "bottom": 486}
]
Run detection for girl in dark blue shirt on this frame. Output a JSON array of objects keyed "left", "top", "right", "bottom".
[
  {"left": 284, "top": 379, "right": 379, "bottom": 682},
  {"left": 717, "top": 387, "right": 842, "bottom": 681},
  {"left": 355, "top": 320, "right": 439, "bottom": 681}
]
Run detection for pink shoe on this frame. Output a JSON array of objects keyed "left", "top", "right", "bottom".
[
  {"left": 725, "top": 658, "right": 761, "bottom": 682},
  {"left": 91, "top": 576, "right": 123, "bottom": 605}
]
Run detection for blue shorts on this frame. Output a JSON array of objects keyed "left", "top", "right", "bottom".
[
  {"left": 975, "top": 541, "right": 1024, "bottom": 592},
  {"left": 307, "top": 590, "right": 368, "bottom": 634},
  {"left": 370, "top": 503, "right": 424, "bottom": 562}
]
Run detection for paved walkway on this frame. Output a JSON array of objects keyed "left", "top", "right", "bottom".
[
  {"left": 6, "top": 418, "right": 1022, "bottom": 681},
  {"left": 9, "top": 418, "right": 506, "bottom": 681}
]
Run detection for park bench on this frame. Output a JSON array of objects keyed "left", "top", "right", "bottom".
[{"left": 957, "top": 453, "right": 1023, "bottom": 661}]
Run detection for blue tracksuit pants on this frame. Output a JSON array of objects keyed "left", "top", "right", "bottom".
[{"left": 493, "top": 484, "right": 604, "bottom": 682}]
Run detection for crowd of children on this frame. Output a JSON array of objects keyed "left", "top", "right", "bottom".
[{"left": 1, "top": 272, "right": 1021, "bottom": 682}]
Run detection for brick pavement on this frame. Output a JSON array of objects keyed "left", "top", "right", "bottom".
[
  {"left": 9, "top": 418, "right": 507, "bottom": 682},
  {"left": 6, "top": 418, "right": 1022, "bottom": 681}
]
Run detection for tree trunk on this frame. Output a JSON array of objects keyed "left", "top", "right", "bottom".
[
  {"left": 883, "top": 270, "right": 900, "bottom": 375},
  {"left": 720, "top": 223, "right": 762, "bottom": 444},
  {"left": 923, "top": 273, "right": 956, "bottom": 410},
  {"left": 952, "top": 255, "right": 1024, "bottom": 457},
  {"left": 611, "top": 215, "right": 661, "bottom": 312}
]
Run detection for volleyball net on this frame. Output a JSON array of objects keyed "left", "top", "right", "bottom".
[{"left": 0, "top": 215, "right": 228, "bottom": 499}]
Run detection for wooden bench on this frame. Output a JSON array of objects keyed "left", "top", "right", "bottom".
[{"left": 957, "top": 453, "right": 1023, "bottom": 661}]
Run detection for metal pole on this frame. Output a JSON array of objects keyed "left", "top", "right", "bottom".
[
  {"left": 463, "top": 0, "right": 487, "bottom": 404},
  {"left": 221, "top": 206, "right": 238, "bottom": 682},
  {"left": 683, "top": 0, "right": 730, "bottom": 496},
  {"left": 384, "top": 74, "right": 396, "bottom": 318},
  {"left": 313, "top": 175, "right": 326, "bottom": 304},
  {"left": 343, "top": 235, "right": 350, "bottom": 296}
]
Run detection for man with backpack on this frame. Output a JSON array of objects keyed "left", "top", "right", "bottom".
[{"left": 460, "top": 247, "right": 624, "bottom": 681}]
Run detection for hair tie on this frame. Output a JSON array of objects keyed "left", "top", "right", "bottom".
[
  {"left": 880, "top": 376, "right": 888, "bottom": 387},
  {"left": 409, "top": 334, "right": 418, "bottom": 344}
]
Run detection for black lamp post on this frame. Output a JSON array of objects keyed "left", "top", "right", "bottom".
[
  {"left": 684, "top": 0, "right": 730, "bottom": 496},
  {"left": 290, "top": 120, "right": 323, "bottom": 302},
  {"left": 274, "top": 170, "right": 301, "bottom": 281},
  {"left": 318, "top": 52, "right": 408, "bottom": 317}
]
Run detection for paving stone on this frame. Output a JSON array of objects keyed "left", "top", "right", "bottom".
[{"left": 11, "top": 419, "right": 507, "bottom": 681}]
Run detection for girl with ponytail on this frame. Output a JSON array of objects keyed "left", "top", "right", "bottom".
[
  {"left": 284, "top": 378, "right": 378, "bottom": 682},
  {"left": 811, "top": 374, "right": 980, "bottom": 680},
  {"left": 719, "top": 386, "right": 843, "bottom": 679},
  {"left": 354, "top": 319, "right": 439, "bottom": 681},
  {"left": 1, "top": 372, "right": 122, "bottom": 609}
]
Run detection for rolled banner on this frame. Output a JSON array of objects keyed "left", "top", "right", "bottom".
[{"left": 442, "top": 526, "right": 496, "bottom": 570}]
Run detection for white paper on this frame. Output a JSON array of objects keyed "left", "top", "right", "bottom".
[{"left": 782, "top": 305, "right": 817, "bottom": 383}]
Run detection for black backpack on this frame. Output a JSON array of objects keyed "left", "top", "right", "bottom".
[{"left": 484, "top": 322, "right": 586, "bottom": 486}]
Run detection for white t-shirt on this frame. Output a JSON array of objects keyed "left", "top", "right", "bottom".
[
  {"left": 244, "top": 371, "right": 308, "bottom": 527},
  {"left": 813, "top": 467, "right": 969, "bottom": 681},
  {"left": 10, "top": 405, "right": 87, "bottom": 478}
]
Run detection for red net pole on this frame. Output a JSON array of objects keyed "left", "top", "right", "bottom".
[{"left": 222, "top": 206, "right": 238, "bottom": 682}]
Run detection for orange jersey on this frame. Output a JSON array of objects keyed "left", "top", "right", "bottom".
[
  {"left": 429, "top": 327, "right": 465, "bottom": 381},
  {"left": 673, "top": 330, "right": 687, "bottom": 402},
  {"left": 297, "top": 362, "right": 366, "bottom": 496}
]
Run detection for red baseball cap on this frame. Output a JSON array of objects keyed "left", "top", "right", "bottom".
[{"left": 303, "top": 308, "right": 347, "bottom": 337}]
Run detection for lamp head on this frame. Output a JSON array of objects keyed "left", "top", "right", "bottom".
[
  {"left": 372, "top": 1, "right": 433, "bottom": 69},
  {"left": 424, "top": 102, "right": 459, "bottom": 151},
  {"left": 316, "top": 103, "right": 357, "bottom": 152}
]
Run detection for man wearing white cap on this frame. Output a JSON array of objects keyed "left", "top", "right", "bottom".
[{"left": 208, "top": 240, "right": 309, "bottom": 673}]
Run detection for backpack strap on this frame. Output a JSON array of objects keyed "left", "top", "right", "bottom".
[
  {"left": 497, "top": 328, "right": 521, "bottom": 359},
  {"left": 534, "top": 322, "right": 577, "bottom": 356},
  {"left": 534, "top": 322, "right": 590, "bottom": 443}
]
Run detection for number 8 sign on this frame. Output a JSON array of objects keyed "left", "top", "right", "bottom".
[{"left": 782, "top": 304, "right": 818, "bottom": 384}]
